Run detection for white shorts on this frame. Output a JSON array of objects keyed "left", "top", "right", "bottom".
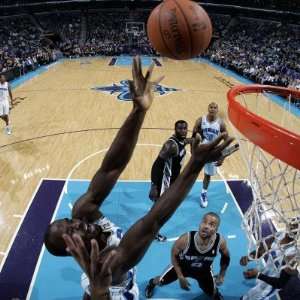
[
  {"left": 0, "top": 100, "right": 9, "bottom": 116},
  {"left": 204, "top": 162, "right": 217, "bottom": 176}
]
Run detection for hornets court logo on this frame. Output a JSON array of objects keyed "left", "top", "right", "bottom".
[{"left": 92, "top": 80, "right": 180, "bottom": 101}]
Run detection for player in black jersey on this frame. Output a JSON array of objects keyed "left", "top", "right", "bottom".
[
  {"left": 149, "top": 120, "right": 191, "bottom": 241},
  {"left": 145, "top": 212, "right": 230, "bottom": 300}
]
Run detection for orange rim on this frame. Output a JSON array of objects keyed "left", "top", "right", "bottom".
[{"left": 227, "top": 84, "right": 300, "bottom": 170}]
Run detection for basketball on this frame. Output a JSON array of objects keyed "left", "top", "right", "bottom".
[{"left": 147, "top": 0, "right": 212, "bottom": 60}]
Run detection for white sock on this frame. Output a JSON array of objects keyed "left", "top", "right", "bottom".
[{"left": 202, "top": 189, "right": 207, "bottom": 194}]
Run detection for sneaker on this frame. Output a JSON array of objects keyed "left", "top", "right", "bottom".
[
  {"left": 5, "top": 126, "right": 11, "bottom": 135},
  {"left": 200, "top": 192, "right": 208, "bottom": 208},
  {"left": 155, "top": 233, "right": 167, "bottom": 242},
  {"left": 145, "top": 278, "right": 156, "bottom": 298}
]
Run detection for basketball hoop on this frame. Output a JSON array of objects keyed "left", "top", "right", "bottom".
[{"left": 227, "top": 84, "right": 300, "bottom": 271}]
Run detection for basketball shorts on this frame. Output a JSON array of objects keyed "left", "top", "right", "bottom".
[
  {"left": 159, "top": 264, "right": 216, "bottom": 296},
  {"left": 0, "top": 100, "right": 9, "bottom": 116},
  {"left": 204, "top": 162, "right": 217, "bottom": 176}
]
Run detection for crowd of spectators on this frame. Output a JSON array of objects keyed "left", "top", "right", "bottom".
[
  {"left": 59, "top": 10, "right": 155, "bottom": 57},
  {"left": 0, "top": 10, "right": 299, "bottom": 107},
  {"left": 205, "top": 17, "right": 300, "bottom": 89},
  {"left": 0, "top": 16, "right": 56, "bottom": 78}
]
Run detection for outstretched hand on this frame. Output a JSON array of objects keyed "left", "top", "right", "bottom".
[
  {"left": 63, "top": 234, "right": 115, "bottom": 292},
  {"left": 63, "top": 233, "right": 91, "bottom": 273},
  {"left": 191, "top": 133, "right": 235, "bottom": 164},
  {"left": 128, "top": 56, "right": 164, "bottom": 111}
]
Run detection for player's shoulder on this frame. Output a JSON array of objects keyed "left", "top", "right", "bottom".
[{"left": 165, "top": 137, "right": 179, "bottom": 151}]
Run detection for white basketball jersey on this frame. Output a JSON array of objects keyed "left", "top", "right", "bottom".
[
  {"left": 201, "top": 115, "right": 221, "bottom": 142},
  {"left": 81, "top": 216, "right": 139, "bottom": 299},
  {"left": 0, "top": 82, "right": 9, "bottom": 102}
]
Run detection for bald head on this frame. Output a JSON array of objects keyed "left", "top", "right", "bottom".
[{"left": 44, "top": 220, "right": 70, "bottom": 256}]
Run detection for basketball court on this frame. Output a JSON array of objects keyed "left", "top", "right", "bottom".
[{"left": 0, "top": 56, "right": 299, "bottom": 299}]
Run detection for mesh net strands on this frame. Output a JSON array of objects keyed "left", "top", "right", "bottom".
[{"left": 227, "top": 85, "right": 300, "bottom": 271}]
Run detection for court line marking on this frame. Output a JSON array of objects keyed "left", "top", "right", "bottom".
[
  {"left": 0, "top": 178, "right": 44, "bottom": 273},
  {"left": 227, "top": 235, "right": 237, "bottom": 239},
  {"left": 13, "top": 214, "right": 23, "bottom": 218},
  {"left": 25, "top": 177, "right": 249, "bottom": 298},
  {"left": 27, "top": 179, "right": 67, "bottom": 300},
  {"left": 166, "top": 237, "right": 179, "bottom": 242},
  {"left": 221, "top": 202, "right": 228, "bottom": 214},
  {"left": 217, "top": 168, "right": 231, "bottom": 194},
  {"left": 63, "top": 144, "right": 164, "bottom": 194}
]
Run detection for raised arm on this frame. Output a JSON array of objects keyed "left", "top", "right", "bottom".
[
  {"left": 192, "top": 117, "right": 202, "bottom": 138},
  {"left": 72, "top": 57, "right": 163, "bottom": 221},
  {"left": 116, "top": 133, "right": 234, "bottom": 271}
]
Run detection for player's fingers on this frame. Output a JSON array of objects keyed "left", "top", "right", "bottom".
[
  {"left": 213, "top": 137, "right": 235, "bottom": 154},
  {"left": 132, "top": 57, "right": 138, "bottom": 84},
  {"left": 90, "top": 239, "right": 99, "bottom": 262},
  {"left": 62, "top": 234, "right": 77, "bottom": 253},
  {"left": 206, "top": 132, "right": 228, "bottom": 150},
  {"left": 101, "top": 250, "right": 116, "bottom": 277},
  {"left": 145, "top": 63, "right": 155, "bottom": 82},
  {"left": 128, "top": 80, "right": 135, "bottom": 95},
  {"left": 90, "top": 239, "right": 100, "bottom": 278},
  {"left": 136, "top": 55, "right": 143, "bottom": 77},
  {"left": 73, "top": 234, "right": 90, "bottom": 260}
]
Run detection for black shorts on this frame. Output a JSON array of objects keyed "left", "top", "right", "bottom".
[{"left": 159, "top": 264, "right": 216, "bottom": 296}]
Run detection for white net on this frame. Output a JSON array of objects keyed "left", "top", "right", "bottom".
[{"left": 228, "top": 85, "right": 300, "bottom": 272}]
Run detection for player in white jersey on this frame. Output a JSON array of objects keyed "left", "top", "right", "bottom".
[
  {"left": 240, "top": 220, "right": 299, "bottom": 300},
  {"left": 192, "top": 102, "right": 228, "bottom": 208},
  {"left": 44, "top": 57, "right": 235, "bottom": 299},
  {"left": 81, "top": 216, "right": 139, "bottom": 300},
  {"left": 0, "top": 75, "right": 14, "bottom": 135}
]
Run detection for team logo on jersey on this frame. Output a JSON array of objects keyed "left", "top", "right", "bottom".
[{"left": 92, "top": 80, "right": 180, "bottom": 101}]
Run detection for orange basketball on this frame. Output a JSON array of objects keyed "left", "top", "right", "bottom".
[{"left": 147, "top": 0, "right": 212, "bottom": 60}]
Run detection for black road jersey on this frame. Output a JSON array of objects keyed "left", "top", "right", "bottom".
[
  {"left": 179, "top": 231, "right": 221, "bottom": 270},
  {"left": 168, "top": 136, "right": 186, "bottom": 183},
  {"left": 151, "top": 135, "right": 186, "bottom": 196}
]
